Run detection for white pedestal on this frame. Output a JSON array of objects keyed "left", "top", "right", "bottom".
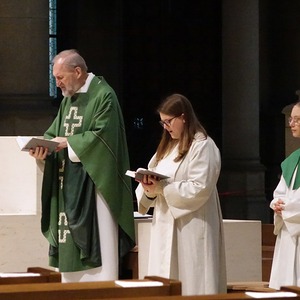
[
  {"left": 223, "top": 219, "right": 262, "bottom": 281},
  {"left": 0, "top": 137, "right": 39, "bottom": 215},
  {"left": 0, "top": 137, "right": 49, "bottom": 272},
  {"left": 135, "top": 217, "right": 262, "bottom": 282}
]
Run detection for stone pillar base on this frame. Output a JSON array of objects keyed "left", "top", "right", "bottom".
[{"left": 218, "top": 160, "right": 271, "bottom": 223}]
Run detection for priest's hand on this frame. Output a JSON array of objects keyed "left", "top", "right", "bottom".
[
  {"left": 29, "top": 146, "right": 48, "bottom": 160},
  {"left": 51, "top": 137, "right": 68, "bottom": 152}
]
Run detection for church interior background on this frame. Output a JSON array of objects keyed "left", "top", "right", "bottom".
[{"left": 1, "top": 0, "right": 300, "bottom": 224}]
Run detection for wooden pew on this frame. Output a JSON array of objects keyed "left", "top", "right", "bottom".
[
  {"left": 261, "top": 224, "right": 276, "bottom": 282},
  {"left": 0, "top": 267, "right": 61, "bottom": 284},
  {"left": 282, "top": 286, "right": 300, "bottom": 294},
  {"left": 94, "top": 294, "right": 253, "bottom": 300},
  {"left": 227, "top": 281, "right": 274, "bottom": 293},
  {"left": 100, "top": 294, "right": 300, "bottom": 300},
  {"left": 98, "top": 286, "right": 300, "bottom": 300},
  {"left": 0, "top": 276, "right": 181, "bottom": 300},
  {"left": 92, "top": 290, "right": 300, "bottom": 300},
  {"left": 122, "top": 245, "right": 138, "bottom": 279}
]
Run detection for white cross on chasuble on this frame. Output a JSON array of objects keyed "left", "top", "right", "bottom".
[
  {"left": 58, "top": 212, "right": 71, "bottom": 243},
  {"left": 59, "top": 159, "right": 65, "bottom": 190},
  {"left": 64, "top": 106, "right": 83, "bottom": 136},
  {"left": 58, "top": 160, "right": 70, "bottom": 244}
]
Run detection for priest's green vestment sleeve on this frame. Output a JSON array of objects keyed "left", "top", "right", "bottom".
[{"left": 41, "top": 76, "right": 135, "bottom": 271}]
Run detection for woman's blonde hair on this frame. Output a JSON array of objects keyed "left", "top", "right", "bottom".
[{"left": 155, "top": 93, "right": 207, "bottom": 163}]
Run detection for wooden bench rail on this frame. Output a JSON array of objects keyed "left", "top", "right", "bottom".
[
  {"left": 86, "top": 291, "right": 300, "bottom": 300},
  {"left": 261, "top": 224, "right": 276, "bottom": 282},
  {"left": 146, "top": 276, "right": 182, "bottom": 296},
  {"left": 0, "top": 267, "right": 61, "bottom": 285},
  {"left": 0, "top": 276, "right": 181, "bottom": 300},
  {"left": 281, "top": 286, "right": 300, "bottom": 293},
  {"left": 95, "top": 285, "right": 300, "bottom": 300},
  {"left": 87, "top": 294, "right": 253, "bottom": 300}
]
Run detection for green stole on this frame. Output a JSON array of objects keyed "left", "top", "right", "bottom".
[
  {"left": 41, "top": 76, "right": 135, "bottom": 271},
  {"left": 281, "top": 148, "right": 300, "bottom": 190}
]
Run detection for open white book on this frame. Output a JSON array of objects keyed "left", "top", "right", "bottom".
[
  {"left": 125, "top": 168, "right": 169, "bottom": 182},
  {"left": 115, "top": 280, "right": 163, "bottom": 287},
  {"left": 16, "top": 136, "right": 59, "bottom": 154},
  {"left": 0, "top": 273, "right": 41, "bottom": 278},
  {"left": 245, "top": 292, "right": 297, "bottom": 298}
]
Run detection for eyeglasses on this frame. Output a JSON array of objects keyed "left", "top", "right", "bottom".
[
  {"left": 288, "top": 117, "right": 300, "bottom": 126},
  {"left": 159, "top": 116, "right": 178, "bottom": 127}
]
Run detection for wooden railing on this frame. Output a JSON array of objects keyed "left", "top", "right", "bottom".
[
  {"left": 261, "top": 224, "right": 276, "bottom": 282},
  {"left": 0, "top": 267, "right": 61, "bottom": 285},
  {"left": 0, "top": 275, "right": 181, "bottom": 300}
]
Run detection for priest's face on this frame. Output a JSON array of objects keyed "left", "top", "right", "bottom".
[
  {"left": 53, "top": 61, "right": 83, "bottom": 97},
  {"left": 289, "top": 105, "right": 300, "bottom": 138}
]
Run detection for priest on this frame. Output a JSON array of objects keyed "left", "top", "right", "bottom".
[{"left": 29, "top": 49, "right": 135, "bottom": 282}]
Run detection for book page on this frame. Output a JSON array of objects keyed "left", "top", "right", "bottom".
[
  {"left": 16, "top": 136, "right": 34, "bottom": 149},
  {"left": 115, "top": 280, "right": 163, "bottom": 287},
  {"left": 0, "top": 273, "right": 41, "bottom": 278},
  {"left": 125, "top": 170, "right": 136, "bottom": 178},
  {"left": 16, "top": 137, "right": 59, "bottom": 153},
  {"left": 245, "top": 292, "right": 297, "bottom": 298},
  {"left": 126, "top": 168, "right": 169, "bottom": 181},
  {"left": 134, "top": 211, "right": 152, "bottom": 218},
  {"left": 136, "top": 168, "right": 169, "bottom": 179}
]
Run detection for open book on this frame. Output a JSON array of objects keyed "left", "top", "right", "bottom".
[
  {"left": 16, "top": 136, "right": 59, "bottom": 154},
  {"left": 115, "top": 280, "right": 163, "bottom": 287},
  {"left": 125, "top": 168, "right": 169, "bottom": 182},
  {"left": 0, "top": 273, "right": 41, "bottom": 278}
]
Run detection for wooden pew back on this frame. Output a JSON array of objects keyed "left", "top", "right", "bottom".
[
  {"left": 0, "top": 267, "right": 61, "bottom": 285},
  {"left": 261, "top": 224, "right": 276, "bottom": 281},
  {"left": 0, "top": 276, "right": 181, "bottom": 300},
  {"left": 100, "top": 295, "right": 300, "bottom": 300}
]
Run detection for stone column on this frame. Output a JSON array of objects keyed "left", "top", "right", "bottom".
[
  {"left": 0, "top": 0, "right": 56, "bottom": 135},
  {"left": 219, "top": 0, "right": 270, "bottom": 222}
]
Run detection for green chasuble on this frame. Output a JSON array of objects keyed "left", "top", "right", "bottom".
[
  {"left": 41, "top": 76, "right": 135, "bottom": 272},
  {"left": 281, "top": 148, "right": 300, "bottom": 190}
]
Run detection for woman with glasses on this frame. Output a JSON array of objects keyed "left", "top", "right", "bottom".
[
  {"left": 135, "top": 93, "right": 227, "bottom": 295},
  {"left": 269, "top": 101, "right": 300, "bottom": 289}
]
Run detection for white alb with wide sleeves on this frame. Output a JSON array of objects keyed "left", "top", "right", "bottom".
[
  {"left": 269, "top": 167, "right": 300, "bottom": 290},
  {"left": 136, "top": 133, "right": 227, "bottom": 295}
]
